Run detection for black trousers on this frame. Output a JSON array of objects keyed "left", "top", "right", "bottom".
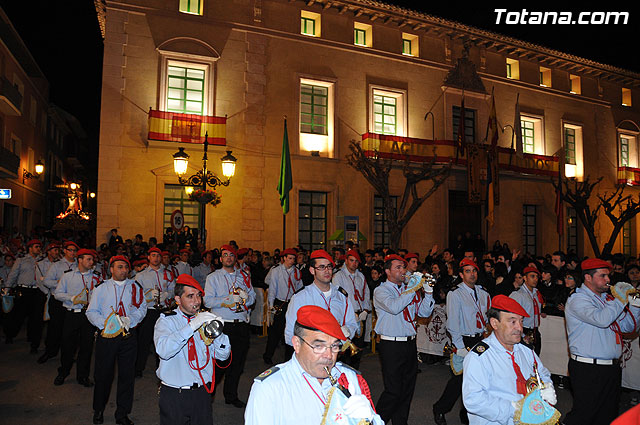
[
  {"left": 159, "top": 384, "right": 213, "bottom": 425},
  {"left": 93, "top": 330, "right": 137, "bottom": 420},
  {"left": 523, "top": 327, "right": 541, "bottom": 355},
  {"left": 433, "top": 335, "right": 482, "bottom": 417},
  {"left": 264, "top": 300, "right": 288, "bottom": 361},
  {"left": 10, "top": 287, "right": 45, "bottom": 348},
  {"left": 44, "top": 297, "right": 66, "bottom": 356},
  {"left": 215, "top": 322, "right": 250, "bottom": 402},
  {"left": 59, "top": 310, "right": 95, "bottom": 380},
  {"left": 135, "top": 308, "right": 160, "bottom": 374},
  {"left": 564, "top": 359, "right": 621, "bottom": 425},
  {"left": 375, "top": 338, "right": 418, "bottom": 425}
]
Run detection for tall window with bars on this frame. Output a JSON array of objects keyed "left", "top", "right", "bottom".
[
  {"left": 167, "top": 65, "right": 205, "bottom": 114},
  {"left": 373, "top": 94, "right": 397, "bottom": 135},
  {"left": 567, "top": 207, "right": 578, "bottom": 254},
  {"left": 623, "top": 220, "right": 632, "bottom": 256},
  {"left": 565, "top": 127, "right": 576, "bottom": 165},
  {"left": 521, "top": 120, "right": 535, "bottom": 153},
  {"left": 164, "top": 185, "right": 200, "bottom": 230},
  {"left": 354, "top": 28, "right": 366, "bottom": 46},
  {"left": 300, "top": 84, "right": 328, "bottom": 135},
  {"left": 402, "top": 38, "right": 412, "bottom": 55},
  {"left": 620, "top": 136, "right": 630, "bottom": 167},
  {"left": 299, "top": 191, "right": 327, "bottom": 251},
  {"left": 179, "top": 0, "right": 202, "bottom": 14},
  {"left": 452, "top": 106, "right": 476, "bottom": 144},
  {"left": 522, "top": 204, "right": 537, "bottom": 255},
  {"left": 374, "top": 195, "right": 397, "bottom": 248},
  {"left": 301, "top": 17, "right": 316, "bottom": 36}
]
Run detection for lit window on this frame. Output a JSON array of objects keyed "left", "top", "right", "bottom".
[
  {"left": 620, "top": 136, "right": 629, "bottom": 166},
  {"left": 520, "top": 116, "right": 543, "bottom": 154},
  {"left": 564, "top": 127, "right": 576, "bottom": 165},
  {"left": 370, "top": 87, "right": 406, "bottom": 136},
  {"left": 619, "top": 134, "right": 638, "bottom": 168},
  {"left": 166, "top": 65, "right": 205, "bottom": 114},
  {"left": 354, "top": 22, "right": 372, "bottom": 47},
  {"left": 563, "top": 123, "right": 584, "bottom": 179},
  {"left": 506, "top": 58, "right": 519, "bottom": 79},
  {"left": 179, "top": 0, "right": 202, "bottom": 15},
  {"left": 539, "top": 66, "right": 551, "bottom": 87},
  {"left": 622, "top": 88, "right": 632, "bottom": 106},
  {"left": 570, "top": 75, "right": 581, "bottom": 94},
  {"left": 402, "top": 33, "right": 418, "bottom": 57},
  {"left": 301, "top": 11, "right": 320, "bottom": 37},
  {"left": 299, "top": 78, "right": 334, "bottom": 157}
]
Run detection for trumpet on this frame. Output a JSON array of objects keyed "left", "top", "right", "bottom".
[
  {"left": 340, "top": 339, "right": 362, "bottom": 356},
  {"left": 232, "top": 286, "right": 246, "bottom": 313}
]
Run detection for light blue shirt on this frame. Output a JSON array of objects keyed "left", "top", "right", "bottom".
[
  {"left": 36, "top": 257, "right": 56, "bottom": 294},
  {"left": 192, "top": 262, "right": 213, "bottom": 288},
  {"left": 447, "top": 283, "right": 491, "bottom": 350},
  {"left": 86, "top": 279, "right": 148, "bottom": 330},
  {"left": 266, "top": 264, "right": 303, "bottom": 307},
  {"left": 463, "top": 333, "right": 552, "bottom": 425},
  {"left": 565, "top": 285, "right": 640, "bottom": 359},
  {"left": 373, "top": 280, "right": 434, "bottom": 337},
  {"left": 510, "top": 285, "right": 542, "bottom": 329},
  {"left": 176, "top": 261, "right": 192, "bottom": 276},
  {"left": 333, "top": 268, "right": 371, "bottom": 313},
  {"left": 284, "top": 283, "right": 358, "bottom": 346},
  {"left": 154, "top": 308, "right": 230, "bottom": 388},
  {"left": 245, "top": 354, "right": 384, "bottom": 425},
  {"left": 204, "top": 268, "right": 256, "bottom": 321},
  {"left": 43, "top": 257, "right": 77, "bottom": 293},
  {"left": 54, "top": 269, "right": 102, "bottom": 310},
  {"left": 135, "top": 265, "right": 175, "bottom": 309},
  {"left": 3, "top": 254, "right": 39, "bottom": 289}
]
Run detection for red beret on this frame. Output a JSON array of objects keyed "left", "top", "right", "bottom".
[
  {"left": 237, "top": 248, "right": 250, "bottom": 256},
  {"left": 346, "top": 249, "right": 361, "bottom": 263},
  {"left": 161, "top": 251, "right": 171, "bottom": 256},
  {"left": 581, "top": 258, "right": 612, "bottom": 272},
  {"left": 523, "top": 266, "right": 540, "bottom": 276},
  {"left": 385, "top": 254, "right": 408, "bottom": 265},
  {"left": 46, "top": 242, "right": 61, "bottom": 251},
  {"left": 64, "top": 241, "right": 79, "bottom": 250},
  {"left": 297, "top": 305, "right": 346, "bottom": 341},
  {"left": 202, "top": 250, "right": 214, "bottom": 258},
  {"left": 176, "top": 273, "right": 204, "bottom": 294},
  {"left": 27, "top": 239, "right": 42, "bottom": 247},
  {"left": 459, "top": 258, "right": 479, "bottom": 271},
  {"left": 310, "top": 249, "right": 335, "bottom": 266},
  {"left": 491, "top": 295, "right": 529, "bottom": 317},
  {"left": 90, "top": 249, "right": 99, "bottom": 259},
  {"left": 220, "top": 244, "right": 237, "bottom": 256},
  {"left": 77, "top": 248, "right": 94, "bottom": 258},
  {"left": 148, "top": 247, "right": 162, "bottom": 255},
  {"left": 404, "top": 253, "right": 419, "bottom": 261},
  {"left": 109, "top": 255, "right": 131, "bottom": 269},
  {"left": 280, "top": 248, "right": 297, "bottom": 257},
  {"left": 179, "top": 248, "right": 190, "bottom": 254}
]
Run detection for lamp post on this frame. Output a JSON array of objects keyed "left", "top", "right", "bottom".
[
  {"left": 22, "top": 159, "right": 44, "bottom": 183},
  {"left": 172, "top": 133, "right": 237, "bottom": 245}
]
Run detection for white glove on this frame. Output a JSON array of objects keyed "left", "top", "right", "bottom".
[
  {"left": 120, "top": 316, "right": 131, "bottom": 331},
  {"left": 237, "top": 288, "right": 248, "bottom": 300},
  {"left": 541, "top": 385, "right": 557, "bottom": 405},
  {"left": 341, "top": 326, "right": 351, "bottom": 339},
  {"left": 612, "top": 281, "right": 635, "bottom": 303},
  {"left": 457, "top": 348, "right": 469, "bottom": 358},
  {"left": 630, "top": 296, "right": 640, "bottom": 308},
  {"left": 189, "top": 311, "right": 219, "bottom": 331},
  {"left": 424, "top": 282, "right": 434, "bottom": 294},
  {"left": 232, "top": 293, "right": 242, "bottom": 304},
  {"left": 358, "top": 311, "right": 368, "bottom": 321},
  {"left": 343, "top": 394, "right": 374, "bottom": 420},
  {"left": 151, "top": 289, "right": 160, "bottom": 298}
]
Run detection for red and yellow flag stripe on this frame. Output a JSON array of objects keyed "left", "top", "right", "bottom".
[{"left": 148, "top": 110, "right": 226, "bottom": 145}]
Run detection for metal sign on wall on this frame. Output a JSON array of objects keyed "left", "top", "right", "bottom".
[
  {"left": 170, "top": 209, "right": 185, "bottom": 232},
  {"left": 0, "top": 189, "right": 11, "bottom": 199}
]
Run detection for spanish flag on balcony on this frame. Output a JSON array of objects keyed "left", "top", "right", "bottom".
[{"left": 147, "top": 109, "right": 226, "bottom": 145}]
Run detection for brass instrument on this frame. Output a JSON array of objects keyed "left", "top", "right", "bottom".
[
  {"left": 340, "top": 339, "right": 361, "bottom": 356},
  {"left": 443, "top": 341, "right": 456, "bottom": 356},
  {"left": 232, "top": 285, "right": 246, "bottom": 313}
]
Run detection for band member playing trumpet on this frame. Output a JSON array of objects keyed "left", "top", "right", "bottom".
[
  {"left": 53, "top": 248, "right": 102, "bottom": 387},
  {"left": 86, "top": 255, "right": 147, "bottom": 425},
  {"left": 374, "top": 254, "right": 434, "bottom": 425},
  {"left": 564, "top": 258, "right": 640, "bottom": 425},
  {"left": 246, "top": 305, "right": 383, "bottom": 424},
  {"left": 263, "top": 248, "right": 302, "bottom": 365},
  {"left": 332, "top": 249, "right": 370, "bottom": 369},
  {"left": 154, "top": 274, "right": 230, "bottom": 425},
  {"left": 204, "top": 244, "right": 256, "bottom": 408}
]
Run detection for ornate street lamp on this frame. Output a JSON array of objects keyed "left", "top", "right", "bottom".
[
  {"left": 23, "top": 159, "right": 45, "bottom": 183},
  {"left": 172, "top": 133, "right": 237, "bottom": 244}
]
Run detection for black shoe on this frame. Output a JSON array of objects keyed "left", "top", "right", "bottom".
[
  {"left": 53, "top": 375, "right": 66, "bottom": 386},
  {"left": 225, "top": 399, "right": 246, "bottom": 408},
  {"left": 263, "top": 355, "right": 273, "bottom": 365},
  {"left": 77, "top": 377, "right": 94, "bottom": 387},
  {"left": 37, "top": 353, "right": 52, "bottom": 364},
  {"left": 92, "top": 411, "right": 104, "bottom": 424},
  {"left": 115, "top": 415, "right": 134, "bottom": 425},
  {"left": 433, "top": 405, "right": 447, "bottom": 425},
  {"left": 459, "top": 409, "right": 469, "bottom": 425}
]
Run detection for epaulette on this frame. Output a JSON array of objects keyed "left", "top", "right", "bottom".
[
  {"left": 337, "top": 361, "right": 361, "bottom": 375},
  {"left": 337, "top": 286, "right": 349, "bottom": 298},
  {"left": 162, "top": 310, "right": 177, "bottom": 316},
  {"left": 134, "top": 280, "right": 143, "bottom": 289},
  {"left": 255, "top": 366, "right": 280, "bottom": 381},
  {"left": 63, "top": 269, "right": 73, "bottom": 273},
  {"left": 470, "top": 341, "right": 489, "bottom": 355}
]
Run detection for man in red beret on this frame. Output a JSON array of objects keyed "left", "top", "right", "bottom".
[
  {"left": 463, "top": 295, "right": 556, "bottom": 425},
  {"left": 246, "top": 305, "right": 384, "bottom": 424},
  {"left": 404, "top": 253, "right": 420, "bottom": 273},
  {"left": 509, "top": 266, "right": 544, "bottom": 354},
  {"left": 35, "top": 241, "right": 63, "bottom": 363},
  {"left": 154, "top": 274, "right": 230, "bottom": 425},
  {"left": 263, "top": 247, "right": 302, "bottom": 365},
  {"left": 563, "top": 258, "right": 640, "bottom": 425},
  {"left": 434, "top": 258, "right": 491, "bottom": 425},
  {"left": 284, "top": 250, "right": 358, "bottom": 362},
  {"left": 332, "top": 249, "right": 370, "bottom": 369}
]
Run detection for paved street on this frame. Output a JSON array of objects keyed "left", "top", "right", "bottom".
[{"left": 0, "top": 327, "right": 636, "bottom": 424}]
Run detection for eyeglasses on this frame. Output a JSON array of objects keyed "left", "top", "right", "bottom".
[
  {"left": 221, "top": 252, "right": 235, "bottom": 258},
  {"left": 313, "top": 264, "right": 334, "bottom": 271},
  {"left": 298, "top": 336, "right": 342, "bottom": 354}
]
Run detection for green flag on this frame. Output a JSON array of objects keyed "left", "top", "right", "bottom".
[{"left": 277, "top": 119, "right": 293, "bottom": 214}]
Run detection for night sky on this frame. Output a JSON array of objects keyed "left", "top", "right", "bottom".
[{"left": 1, "top": 2, "right": 638, "bottom": 149}]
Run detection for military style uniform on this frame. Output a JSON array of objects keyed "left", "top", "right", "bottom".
[
  {"left": 204, "top": 267, "right": 255, "bottom": 405},
  {"left": 510, "top": 285, "right": 543, "bottom": 354},
  {"left": 41, "top": 256, "right": 77, "bottom": 360},
  {"left": 176, "top": 260, "right": 192, "bottom": 276},
  {"left": 154, "top": 308, "right": 231, "bottom": 425},
  {"left": 374, "top": 279, "right": 434, "bottom": 425},
  {"left": 192, "top": 261, "right": 213, "bottom": 288},
  {"left": 333, "top": 266, "right": 370, "bottom": 367}
]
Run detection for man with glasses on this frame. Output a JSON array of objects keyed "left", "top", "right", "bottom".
[
  {"left": 246, "top": 305, "right": 383, "bottom": 424},
  {"left": 2, "top": 239, "right": 45, "bottom": 353},
  {"left": 204, "top": 244, "right": 256, "bottom": 408},
  {"left": 284, "top": 249, "right": 358, "bottom": 356}
]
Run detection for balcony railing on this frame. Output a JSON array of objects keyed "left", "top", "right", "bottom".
[
  {"left": 147, "top": 109, "right": 226, "bottom": 145},
  {"left": 0, "top": 76, "right": 22, "bottom": 116},
  {"left": 0, "top": 145, "right": 20, "bottom": 178}
]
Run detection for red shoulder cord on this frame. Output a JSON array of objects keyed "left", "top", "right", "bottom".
[
  {"left": 131, "top": 282, "right": 143, "bottom": 308},
  {"left": 241, "top": 269, "right": 252, "bottom": 289},
  {"left": 357, "top": 374, "right": 377, "bottom": 412}
]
